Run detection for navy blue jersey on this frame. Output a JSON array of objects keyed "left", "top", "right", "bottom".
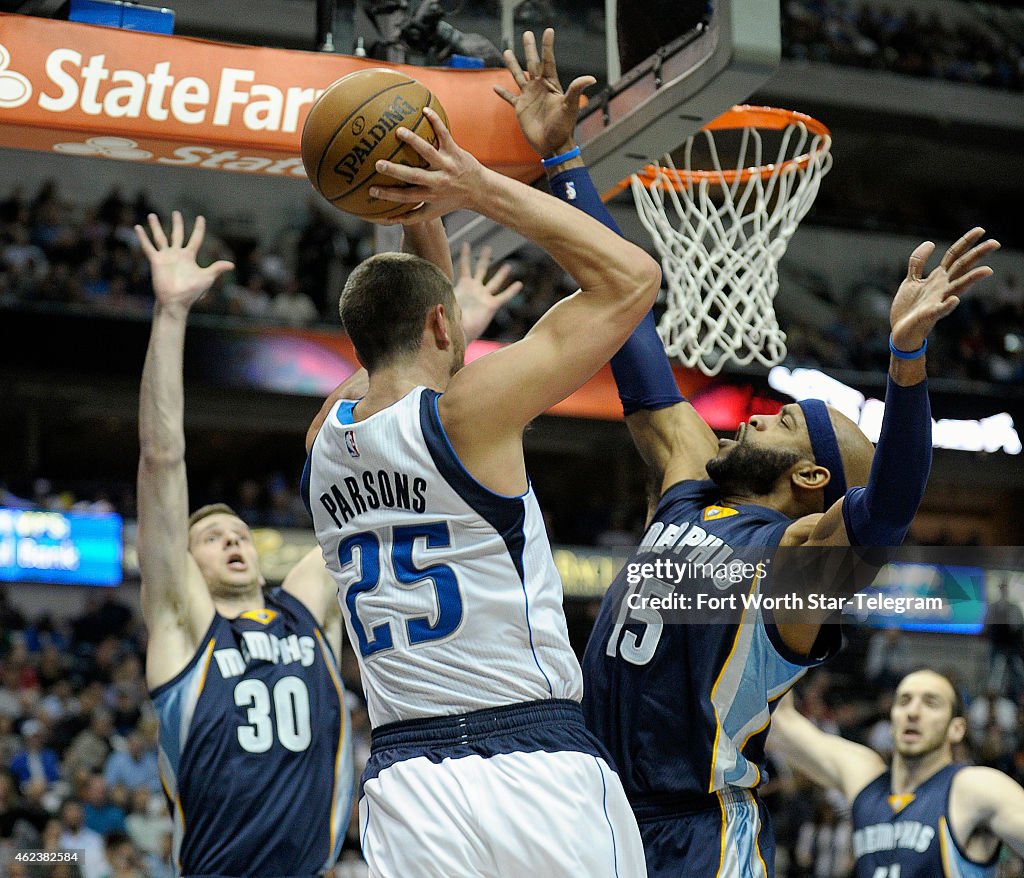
[
  {"left": 852, "top": 764, "right": 999, "bottom": 878},
  {"left": 151, "top": 588, "right": 353, "bottom": 878},
  {"left": 583, "top": 480, "right": 840, "bottom": 809}
]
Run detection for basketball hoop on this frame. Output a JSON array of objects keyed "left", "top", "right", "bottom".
[{"left": 624, "top": 105, "right": 832, "bottom": 376}]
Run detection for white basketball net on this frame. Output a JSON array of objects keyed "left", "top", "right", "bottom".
[{"left": 631, "top": 113, "right": 832, "bottom": 376}]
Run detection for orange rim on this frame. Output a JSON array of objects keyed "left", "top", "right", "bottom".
[{"left": 608, "top": 105, "right": 831, "bottom": 197}]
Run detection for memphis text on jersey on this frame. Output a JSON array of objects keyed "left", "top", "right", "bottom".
[
  {"left": 212, "top": 631, "right": 316, "bottom": 679},
  {"left": 854, "top": 820, "right": 935, "bottom": 858},
  {"left": 318, "top": 469, "right": 427, "bottom": 526}
]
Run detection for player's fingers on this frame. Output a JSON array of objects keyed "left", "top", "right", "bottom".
[
  {"left": 492, "top": 278, "right": 523, "bottom": 306},
  {"left": 565, "top": 76, "right": 597, "bottom": 108},
  {"left": 934, "top": 295, "right": 960, "bottom": 319},
  {"left": 540, "top": 28, "right": 558, "bottom": 82},
  {"left": 133, "top": 225, "right": 157, "bottom": 259},
  {"left": 906, "top": 241, "right": 934, "bottom": 280},
  {"left": 501, "top": 50, "right": 527, "bottom": 88},
  {"left": 940, "top": 227, "right": 985, "bottom": 270},
  {"left": 186, "top": 215, "right": 206, "bottom": 253},
  {"left": 369, "top": 180, "right": 432, "bottom": 203},
  {"left": 489, "top": 276, "right": 520, "bottom": 307},
  {"left": 474, "top": 245, "right": 493, "bottom": 279},
  {"left": 147, "top": 213, "right": 168, "bottom": 250},
  {"left": 420, "top": 108, "right": 454, "bottom": 157},
  {"left": 946, "top": 239, "right": 1000, "bottom": 280},
  {"left": 493, "top": 85, "right": 518, "bottom": 107},
  {"left": 483, "top": 262, "right": 510, "bottom": 292},
  {"left": 522, "top": 30, "right": 541, "bottom": 78},
  {"left": 203, "top": 259, "right": 235, "bottom": 280},
  {"left": 170, "top": 210, "right": 184, "bottom": 249},
  {"left": 947, "top": 265, "right": 994, "bottom": 296},
  {"left": 391, "top": 124, "right": 442, "bottom": 167}
]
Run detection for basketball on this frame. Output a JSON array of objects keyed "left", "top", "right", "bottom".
[{"left": 301, "top": 68, "right": 449, "bottom": 221}]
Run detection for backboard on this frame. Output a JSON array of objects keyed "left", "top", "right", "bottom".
[{"left": 446, "top": 0, "right": 782, "bottom": 260}]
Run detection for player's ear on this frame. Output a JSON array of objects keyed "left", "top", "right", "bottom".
[
  {"left": 791, "top": 462, "right": 830, "bottom": 492},
  {"left": 948, "top": 715, "right": 967, "bottom": 745},
  {"left": 426, "top": 303, "right": 453, "bottom": 350}
]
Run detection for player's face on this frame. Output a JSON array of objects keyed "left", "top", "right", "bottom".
[
  {"left": 890, "top": 672, "right": 961, "bottom": 758},
  {"left": 189, "top": 513, "right": 264, "bottom": 594},
  {"left": 706, "top": 406, "right": 807, "bottom": 495}
]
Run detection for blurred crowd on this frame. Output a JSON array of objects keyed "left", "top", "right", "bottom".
[
  {"left": 780, "top": 261, "right": 1024, "bottom": 382},
  {"left": 2, "top": 584, "right": 1022, "bottom": 877},
  {"left": 783, "top": 0, "right": 1024, "bottom": 91},
  {"left": 3, "top": 182, "right": 1023, "bottom": 386}
]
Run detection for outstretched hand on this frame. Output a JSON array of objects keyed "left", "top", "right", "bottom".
[
  {"left": 454, "top": 243, "right": 523, "bottom": 342},
  {"left": 134, "top": 212, "right": 234, "bottom": 311},
  {"left": 369, "top": 108, "right": 486, "bottom": 225},
  {"left": 889, "top": 227, "right": 999, "bottom": 351},
  {"left": 494, "top": 28, "right": 596, "bottom": 159}
]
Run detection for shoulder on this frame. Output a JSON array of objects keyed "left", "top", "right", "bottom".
[{"left": 951, "top": 765, "right": 1015, "bottom": 800}]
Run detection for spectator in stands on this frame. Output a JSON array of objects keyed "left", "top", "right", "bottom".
[
  {"left": 9, "top": 720, "right": 61, "bottom": 790},
  {"left": 58, "top": 799, "right": 107, "bottom": 878},
  {"left": 0, "top": 770, "right": 47, "bottom": 845},
  {"left": 864, "top": 626, "right": 911, "bottom": 689},
  {"left": 124, "top": 787, "right": 171, "bottom": 859},
  {"left": 794, "top": 794, "right": 853, "bottom": 878},
  {"left": 268, "top": 278, "right": 319, "bottom": 326},
  {"left": 101, "top": 830, "right": 145, "bottom": 878},
  {"left": 968, "top": 685, "right": 1018, "bottom": 749},
  {"left": 103, "top": 732, "right": 159, "bottom": 796},
  {"left": 82, "top": 774, "right": 125, "bottom": 836},
  {"left": 63, "top": 709, "right": 114, "bottom": 779},
  {"left": 984, "top": 579, "right": 1024, "bottom": 698}
]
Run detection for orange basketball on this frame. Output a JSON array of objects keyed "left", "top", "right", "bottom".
[{"left": 301, "top": 68, "right": 449, "bottom": 221}]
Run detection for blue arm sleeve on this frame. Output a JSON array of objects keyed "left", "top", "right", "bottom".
[
  {"left": 547, "top": 165, "right": 683, "bottom": 415},
  {"left": 842, "top": 378, "right": 932, "bottom": 547}
]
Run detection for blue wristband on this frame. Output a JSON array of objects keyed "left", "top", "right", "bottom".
[
  {"left": 889, "top": 334, "right": 927, "bottom": 360},
  {"left": 541, "top": 145, "right": 581, "bottom": 168}
]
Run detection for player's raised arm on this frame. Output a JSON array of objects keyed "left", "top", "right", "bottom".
[
  {"left": 769, "top": 692, "right": 885, "bottom": 803},
  {"left": 369, "top": 106, "right": 660, "bottom": 484},
  {"left": 804, "top": 227, "right": 1000, "bottom": 551},
  {"left": 280, "top": 545, "right": 343, "bottom": 652},
  {"left": 135, "top": 212, "right": 233, "bottom": 688},
  {"left": 497, "top": 28, "right": 718, "bottom": 496},
  {"left": 955, "top": 767, "right": 1024, "bottom": 858}
]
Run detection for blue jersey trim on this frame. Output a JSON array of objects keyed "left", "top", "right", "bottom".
[
  {"left": 335, "top": 400, "right": 358, "bottom": 425},
  {"left": 300, "top": 452, "right": 313, "bottom": 516},
  {"left": 944, "top": 766, "right": 1002, "bottom": 870},
  {"left": 361, "top": 797, "right": 372, "bottom": 855},
  {"left": 594, "top": 756, "right": 620, "bottom": 878},
  {"left": 418, "top": 389, "right": 552, "bottom": 694}
]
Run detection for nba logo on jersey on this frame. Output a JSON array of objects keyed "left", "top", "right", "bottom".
[{"left": 344, "top": 430, "right": 360, "bottom": 458}]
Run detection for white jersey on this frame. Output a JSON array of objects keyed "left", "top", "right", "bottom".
[{"left": 308, "top": 387, "right": 583, "bottom": 727}]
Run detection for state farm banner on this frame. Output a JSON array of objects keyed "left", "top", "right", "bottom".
[{"left": 0, "top": 13, "right": 539, "bottom": 181}]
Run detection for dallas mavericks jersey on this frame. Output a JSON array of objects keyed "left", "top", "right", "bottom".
[
  {"left": 852, "top": 764, "right": 999, "bottom": 878},
  {"left": 307, "top": 387, "right": 582, "bottom": 727},
  {"left": 151, "top": 589, "right": 352, "bottom": 878},
  {"left": 583, "top": 480, "right": 840, "bottom": 808}
]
